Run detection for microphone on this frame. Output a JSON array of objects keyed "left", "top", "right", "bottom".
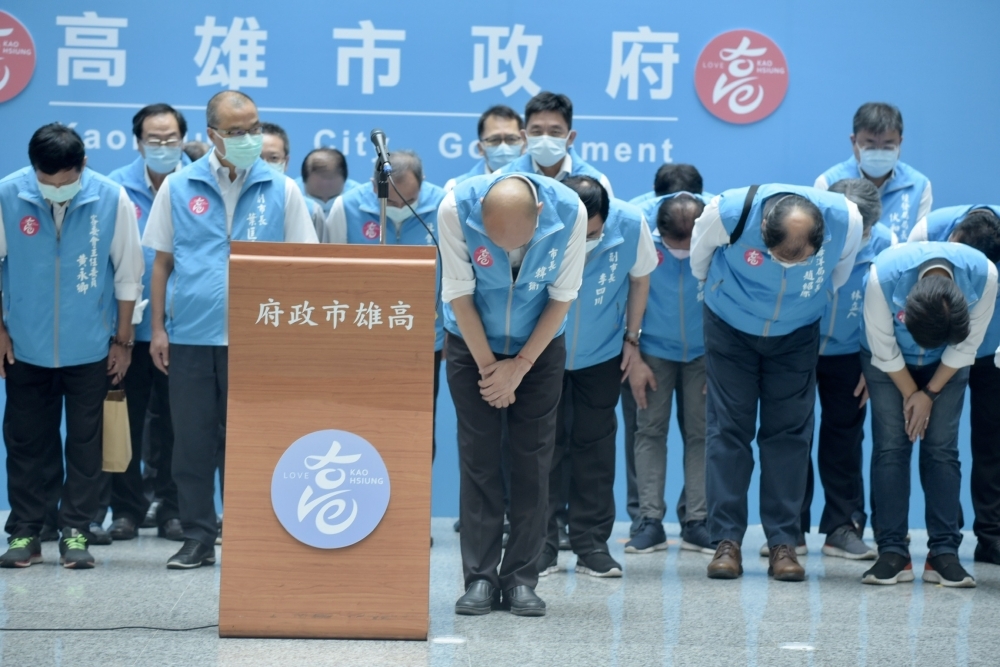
[{"left": 370, "top": 129, "right": 391, "bottom": 174}]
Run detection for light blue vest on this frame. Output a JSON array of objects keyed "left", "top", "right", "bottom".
[
  {"left": 819, "top": 222, "right": 895, "bottom": 356},
  {"left": 449, "top": 159, "right": 489, "bottom": 189},
  {"left": 923, "top": 205, "right": 1000, "bottom": 359},
  {"left": 862, "top": 242, "right": 991, "bottom": 367},
  {"left": 637, "top": 193, "right": 709, "bottom": 362},
  {"left": 498, "top": 146, "right": 608, "bottom": 185},
  {"left": 107, "top": 155, "right": 190, "bottom": 342},
  {"left": 706, "top": 184, "right": 852, "bottom": 337},
  {"left": 0, "top": 167, "right": 118, "bottom": 368},
  {"left": 340, "top": 181, "right": 446, "bottom": 350},
  {"left": 295, "top": 176, "right": 362, "bottom": 217},
  {"left": 166, "top": 156, "right": 286, "bottom": 346},
  {"left": 820, "top": 157, "right": 929, "bottom": 241},
  {"left": 443, "top": 172, "right": 580, "bottom": 355},
  {"left": 564, "top": 199, "right": 642, "bottom": 370}
]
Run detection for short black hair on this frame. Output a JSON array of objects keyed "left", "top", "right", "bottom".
[
  {"left": 761, "top": 194, "right": 825, "bottom": 256},
  {"left": 261, "top": 121, "right": 289, "bottom": 157},
  {"left": 853, "top": 102, "right": 904, "bottom": 137},
  {"left": 477, "top": 105, "right": 523, "bottom": 139},
  {"left": 653, "top": 164, "right": 703, "bottom": 196},
  {"left": 562, "top": 175, "right": 609, "bottom": 223},
  {"left": 828, "top": 178, "right": 882, "bottom": 233},
  {"left": 206, "top": 90, "right": 255, "bottom": 128},
  {"left": 525, "top": 92, "right": 573, "bottom": 129},
  {"left": 657, "top": 194, "right": 705, "bottom": 242},
  {"left": 301, "top": 148, "right": 348, "bottom": 182},
  {"left": 28, "top": 123, "right": 86, "bottom": 175},
  {"left": 952, "top": 209, "right": 1000, "bottom": 263},
  {"left": 131, "top": 103, "right": 187, "bottom": 142},
  {"left": 905, "top": 274, "right": 971, "bottom": 349}
]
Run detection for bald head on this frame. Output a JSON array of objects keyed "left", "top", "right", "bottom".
[
  {"left": 761, "top": 194, "right": 824, "bottom": 263},
  {"left": 481, "top": 177, "right": 541, "bottom": 251},
  {"left": 206, "top": 90, "right": 256, "bottom": 128}
]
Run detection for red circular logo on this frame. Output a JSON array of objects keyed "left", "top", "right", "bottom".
[
  {"left": 0, "top": 12, "right": 36, "bottom": 104},
  {"left": 694, "top": 29, "right": 789, "bottom": 125},
  {"left": 897, "top": 310, "right": 906, "bottom": 324},
  {"left": 134, "top": 204, "right": 143, "bottom": 221},
  {"left": 19, "top": 215, "right": 39, "bottom": 236},
  {"left": 656, "top": 249, "right": 664, "bottom": 266},
  {"left": 744, "top": 249, "right": 764, "bottom": 266},
  {"left": 474, "top": 246, "right": 493, "bottom": 267},
  {"left": 188, "top": 196, "right": 209, "bottom": 215},
  {"left": 362, "top": 220, "right": 380, "bottom": 240}
]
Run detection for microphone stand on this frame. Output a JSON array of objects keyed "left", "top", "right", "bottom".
[{"left": 377, "top": 161, "right": 391, "bottom": 245}]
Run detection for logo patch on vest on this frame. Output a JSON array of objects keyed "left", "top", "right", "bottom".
[
  {"left": 474, "top": 246, "right": 493, "bottom": 267},
  {"left": 896, "top": 310, "right": 906, "bottom": 323},
  {"left": 656, "top": 249, "right": 664, "bottom": 266},
  {"left": 362, "top": 220, "right": 380, "bottom": 240},
  {"left": 188, "top": 196, "right": 209, "bottom": 215},
  {"left": 744, "top": 249, "right": 763, "bottom": 266},
  {"left": 134, "top": 204, "right": 142, "bottom": 221},
  {"left": 19, "top": 216, "right": 39, "bottom": 236}
]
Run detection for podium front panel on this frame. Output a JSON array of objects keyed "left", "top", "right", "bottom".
[{"left": 220, "top": 242, "right": 436, "bottom": 639}]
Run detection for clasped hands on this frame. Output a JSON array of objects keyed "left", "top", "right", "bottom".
[{"left": 478, "top": 356, "right": 533, "bottom": 408}]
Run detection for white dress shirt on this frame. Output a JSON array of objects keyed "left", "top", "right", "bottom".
[
  {"left": 863, "top": 260, "right": 998, "bottom": 372},
  {"left": 690, "top": 194, "right": 863, "bottom": 291},
  {"left": 530, "top": 152, "right": 615, "bottom": 199},
  {"left": 814, "top": 170, "right": 933, "bottom": 225}
]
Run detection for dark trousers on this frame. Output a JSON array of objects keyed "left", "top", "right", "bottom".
[
  {"left": 801, "top": 353, "right": 868, "bottom": 536},
  {"left": 448, "top": 334, "right": 564, "bottom": 591},
  {"left": 169, "top": 344, "right": 227, "bottom": 548},
  {"left": 4, "top": 358, "right": 107, "bottom": 537},
  {"left": 145, "top": 347, "right": 178, "bottom": 524},
  {"left": 704, "top": 307, "right": 819, "bottom": 548},
  {"left": 970, "top": 355, "right": 1000, "bottom": 543},
  {"left": 41, "top": 432, "right": 63, "bottom": 528},
  {"left": 546, "top": 355, "right": 620, "bottom": 555}
]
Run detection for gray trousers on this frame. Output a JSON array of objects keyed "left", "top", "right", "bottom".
[{"left": 621, "top": 353, "right": 707, "bottom": 523}]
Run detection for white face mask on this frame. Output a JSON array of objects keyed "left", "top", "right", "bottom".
[
  {"left": 857, "top": 146, "right": 899, "bottom": 179},
  {"left": 667, "top": 247, "right": 691, "bottom": 260},
  {"left": 585, "top": 234, "right": 603, "bottom": 253},
  {"left": 385, "top": 205, "right": 411, "bottom": 224},
  {"left": 526, "top": 135, "right": 568, "bottom": 168},
  {"left": 768, "top": 249, "right": 808, "bottom": 269},
  {"left": 265, "top": 160, "right": 287, "bottom": 175},
  {"left": 37, "top": 178, "right": 82, "bottom": 203}
]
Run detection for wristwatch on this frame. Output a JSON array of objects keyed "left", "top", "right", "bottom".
[
  {"left": 921, "top": 386, "right": 940, "bottom": 402},
  {"left": 624, "top": 329, "right": 641, "bottom": 347}
]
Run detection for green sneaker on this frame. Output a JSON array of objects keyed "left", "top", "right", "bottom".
[
  {"left": 0, "top": 536, "right": 42, "bottom": 568},
  {"left": 59, "top": 529, "right": 95, "bottom": 569}
]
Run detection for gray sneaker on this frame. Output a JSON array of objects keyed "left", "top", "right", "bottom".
[{"left": 822, "top": 525, "right": 876, "bottom": 560}]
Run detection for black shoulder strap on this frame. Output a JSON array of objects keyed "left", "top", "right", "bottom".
[{"left": 729, "top": 185, "right": 760, "bottom": 245}]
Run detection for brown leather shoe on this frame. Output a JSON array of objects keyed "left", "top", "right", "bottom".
[
  {"left": 707, "top": 539, "right": 743, "bottom": 579},
  {"left": 768, "top": 544, "right": 806, "bottom": 581}
]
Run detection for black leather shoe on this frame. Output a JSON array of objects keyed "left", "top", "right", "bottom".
[
  {"left": 109, "top": 517, "right": 137, "bottom": 541},
  {"left": 141, "top": 500, "right": 160, "bottom": 529},
  {"left": 158, "top": 518, "right": 185, "bottom": 541},
  {"left": 503, "top": 585, "right": 546, "bottom": 617},
  {"left": 454, "top": 580, "right": 500, "bottom": 616},
  {"left": 88, "top": 522, "right": 112, "bottom": 545},
  {"left": 167, "top": 539, "right": 216, "bottom": 570}
]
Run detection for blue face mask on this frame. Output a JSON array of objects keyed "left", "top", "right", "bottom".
[
  {"left": 527, "top": 135, "right": 568, "bottom": 168},
  {"left": 484, "top": 143, "right": 521, "bottom": 171},
  {"left": 37, "top": 178, "right": 82, "bottom": 203},
  {"left": 219, "top": 132, "right": 263, "bottom": 169},
  {"left": 857, "top": 146, "right": 899, "bottom": 179},
  {"left": 144, "top": 145, "right": 183, "bottom": 175}
]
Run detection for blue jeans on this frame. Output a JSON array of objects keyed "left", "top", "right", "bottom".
[{"left": 861, "top": 352, "right": 968, "bottom": 558}]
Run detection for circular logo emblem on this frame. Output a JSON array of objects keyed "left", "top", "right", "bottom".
[
  {"left": 744, "top": 249, "right": 764, "bottom": 266},
  {"left": 474, "top": 246, "right": 493, "bottom": 267},
  {"left": 271, "top": 429, "right": 390, "bottom": 549},
  {"left": 188, "top": 195, "right": 209, "bottom": 215},
  {"left": 362, "top": 220, "right": 380, "bottom": 240},
  {"left": 0, "top": 12, "right": 36, "bottom": 104},
  {"left": 656, "top": 249, "right": 664, "bottom": 266},
  {"left": 134, "top": 204, "right": 142, "bottom": 221},
  {"left": 695, "top": 29, "right": 789, "bottom": 125},
  {"left": 897, "top": 310, "right": 906, "bottom": 324},
  {"left": 19, "top": 215, "right": 38, "bottom": 236}
]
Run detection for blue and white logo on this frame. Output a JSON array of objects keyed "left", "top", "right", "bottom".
[{"left": 271, "top": 429, "right": 390, "bottom": 549}]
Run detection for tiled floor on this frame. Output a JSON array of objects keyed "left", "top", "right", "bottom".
[{"left": 0, "top": 517, "right": 998, "bottom": 666}]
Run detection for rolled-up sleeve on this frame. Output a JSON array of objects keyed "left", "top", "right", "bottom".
[
  {"left": 438, "top": 192, "right": 477, "bottom": 302},
  {"left": 942, "top": 262, "right": 997, "bottom": 369},
  {"left": 282, "top": 179, "right": 319, "bottom": 243},
  {"left": 689, "top": 196, "right": 726, "bottom": 281},
  {"left": 629, "top": 216, "right": 658, "bottom": 277},
  {"left": 547, "top": 200, "right": 587, "bottom": 302},
  {"left": 831, "top": 200, "right": 863, "bottom": 291},
  {"left": 142, "top": 177, "right": 175, "bottom": 253},
  {"left": 864, "top": 266, "right": 905, "bottom": 372},
  {"left": 110, "top": 187, "right": 144, "bottom": 301}
]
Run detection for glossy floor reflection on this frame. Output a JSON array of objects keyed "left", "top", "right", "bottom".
[{"left": 0, "top": 516, "right": 998, "bottom": 666}]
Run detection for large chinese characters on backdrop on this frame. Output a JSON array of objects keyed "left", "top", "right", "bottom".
[{"left": 694, "top": 29, "right": 788, "bottom": 125}]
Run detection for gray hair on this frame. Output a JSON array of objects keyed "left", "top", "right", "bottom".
[
  {"left": 828, "top": 178, "right": 882, "bottom": 233},
  {"left": 852, "top": 102, "right": 903, "bottom": 137},
  {"left": 206, "top": 90, "right": 255, "bottom": 128},
  {"left": 373, "top": 149, "right": 423, "bottom": 183}
]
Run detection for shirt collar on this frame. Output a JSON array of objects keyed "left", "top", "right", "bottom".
[
  {"left": 919, "top": 261, "right": 955, "bottom": 280},
  {"left": 143, "top": 161, "right": 181, "bottom": 193},
  {"left": 531, "top": 152, "right": 572, "bottom": 180},
  {"left": 209, "top": 149, "right": 247, "bottom": 185}
]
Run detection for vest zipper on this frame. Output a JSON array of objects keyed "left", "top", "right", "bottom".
[
  {"left": 678, "top": 263, "right": 686, "bottom": 361},
  {"left": 54, "top": 223, "right": 61, "bottom": 368},
  {"left": 820, "top": 290, "right": 839, "bottom": 355},
  {"left": 764, "top": 271, "right": 787, "bottom": 338}
]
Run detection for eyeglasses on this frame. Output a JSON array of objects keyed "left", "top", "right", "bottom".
[
  {"left": 856, "top": 140, "right": 899, "bottom": 151},
  {"left": 210, "top": 123, "right": 263, "bottom": 138},
  {"left": 481, "top": 134, "right": 523, "bottom": 147},
  {"left": 142, "top": 138, "right": 182, "bottom": 148}
]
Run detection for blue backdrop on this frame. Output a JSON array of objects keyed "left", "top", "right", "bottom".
[{"left": 1, "top": 1, "right": 997, "bottom": 528}]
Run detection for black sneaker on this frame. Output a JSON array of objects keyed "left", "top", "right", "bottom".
[
  {"left": 625, "top": 518, "right": 667, "bottom": 554},
  {"left": 167, "top": 539, "right": 216, "bottom": 570},
  {"left": 974, "top": 539, "right": 1000, "bottom": 565},
  {"left": 862, "top": 552, "right": 913, "bottom": 585},
  {"left": 39, "top": 524, "right": 59, "bottom": 543},
  {"left": 88, "top": 522, "right": 112, "bottom": 545},
  {"left": 923, "top": 553, "right": 976, "bottom": 588},
  {"left": 0, "top": 536, "right": 42, "bottom": 568},
  {"left": 575, "top": 550, "right": 623, "bottom": 578},
  {"left": 681, "top": 520, "right": 715, "bottom": 555},
  {"left": 537, "top": 545, "right": 559, "bottom": 577},
  {"left": 59, "top": 529, "right": 95, "bottom": 569}
]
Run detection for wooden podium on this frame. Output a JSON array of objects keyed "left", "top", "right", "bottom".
[{"left": 219, "top": 242, "right": 436, "bottom": 639}]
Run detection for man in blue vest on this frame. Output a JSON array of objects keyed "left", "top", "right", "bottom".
[
  {"left": 104, "top": 103, "right": 190, "bottom": 543},
  {"left": 143, "top": 91, "right": 318, "bottom": 570},
  {"left": 325, "top": 150, "right": 446, "bottom": 458},
  {"left": 860, "top": 242, "right": 996, "bottom": 586},
  {"left": 908, "top": 206, "right": 1000, "bottom": 567},
  {"left": 619, "top": 192, "right": 713, "bottom": 555},
  {"left": 536, "top": 176, "right": 656, "bottom": 579},
  {"left": 497, "top": 92, "right": 614, "bottom": 197},
  {"left": 691, "top": 184, "right": 862, "bottom": 581},
  {"left": 261, "top": 122, "right": 326, "bottom": 238},
  {"left": 815, "top": 103, "right": 932, "bottom": 241},
  {"left": 630, "top": 163, "right": 705, "bottom": 207},
  {"left": 440, "top": 172, "right": 585, "bottom": 617},
  {"left": 295, "top": 148, "right": 360, "bottom": 220},
  {"left": 0, "top": 123, "right": 144, "bottom": 569},
  {"left": 792, "top": 179, "right": 893, "bottom": 562},
  {"left": 444, "top": 105, "right": 524, "bottom": 192}
]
